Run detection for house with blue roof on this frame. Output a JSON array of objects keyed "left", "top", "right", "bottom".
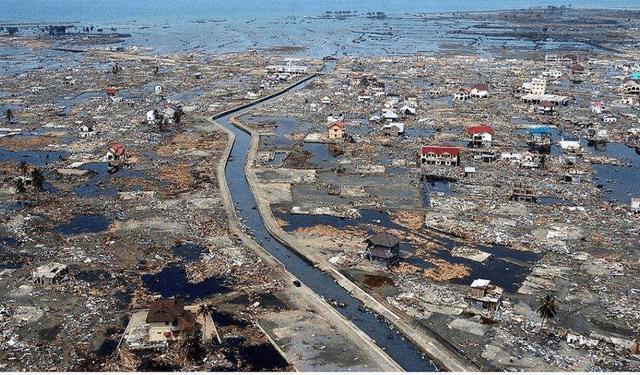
[
  {"left": 528, "top": 126, "right": 552, "bottom": 146},
  {"left": 528, "top": 126, "right": 552, "bottom": 135}
]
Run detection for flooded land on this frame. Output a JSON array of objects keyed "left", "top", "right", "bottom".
[{"left": 1, "top": 6, "right": 640, "bottom": 372}]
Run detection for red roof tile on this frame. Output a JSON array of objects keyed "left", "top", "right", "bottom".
[
  {"left": 467, "top": 126, "right": 493, "bottom": 135},
  {"left": 421, "top": 146, "right": 459, "bottom": 156},
  {"left": 472, "top": 84, "right": 489, "bottom": 91},
  {"left": 109, "top": 143, "right": 125, "bottom": 156}
]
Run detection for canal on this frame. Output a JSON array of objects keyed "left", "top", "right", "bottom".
[{"left": 215, "top": 77, "right": 437, "bottom": 371}]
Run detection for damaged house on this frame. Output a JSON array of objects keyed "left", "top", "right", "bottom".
[
  {"left": 146, "top": 298, "right": 197, "bottom": 342},
  {"left": 105, "top": 143, "right": 126, "bottom": 161},
  {"left": 32, "top": 262, "right": 68, "bottom": 286},
  {"left": 466, "top": 279, "right": 503, "bottom": 312}
]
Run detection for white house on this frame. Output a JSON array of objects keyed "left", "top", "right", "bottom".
[
  {"left": 78, "top": 124, "right": 96, "bottom": 138},
  {"left": 154, "top": 85, "right": 163, "bottom": 95},
  {"left": 470, "top": 84, "right": 489, "bottom": 98},
  {"left": 531, "top": 78, "right": 547, "bottom": 95},
  {"left": 559, "top": 137, "right": 581, "bottom": 151},
  {"left": 32, "top": 262, "right": 68, "bottom": 285},
  {"left": 603, "top": 115, "right": 617, "bottom": 123},
  {"left": 501, "top": 150, "right": 522, "bottom": 161},
  {"left": 542, "top": 69, "right": 563, "bottom": 79},
  {"left": 466, "top": 126, "right": 494, "bottom": 145},
  {"left": 453, "top": 89, "right": 470, "bottom": 101},
  {"left": 591, "top": 101, "right": 605, "bottom": 114},
  {"left": 399, "top": 106, "right": 416, "bottom": 116},
  {"left": 146, "top": 110, "right": 156, "bottom": 125},
  {"left": 382, "top": 122, "right": 404, "bottom": 136},
  {"left": 632, "top": 197, "right": 640, "bottom": 212},
  {"left": 163, "top": 107, "right": 177, "bottom": 124},
  {"left": 406, "top": 95, "right": 418, "bottom": 106},
  {"left": 104, "top": 143, "right": 125, "bottom": 161},
  {"left": 383, "top": 111, "right": 399, "bottom": 121}
]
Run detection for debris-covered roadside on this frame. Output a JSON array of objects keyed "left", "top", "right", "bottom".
[
  {"left": 237, "top": 39, "right": 640, "bottom": 370},
  {"left": 0, "top": 35, "right": 326, "bottom": 371}
]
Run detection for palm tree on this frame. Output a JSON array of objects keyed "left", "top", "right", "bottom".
[
  {"left": 5, "top": 109, "right": 13, "bottom": 123},
  {"left": 536, "top": 293, "right": 558, "bottom": 330},
  {"left": 31, "top": 167, "right": 45, "bottom": 192},
  {"left": 197, "top": 303, "right": 220, "bottom": 344},
  {"left": 13, "top": 178, "right": 26, "bottom": 194}
]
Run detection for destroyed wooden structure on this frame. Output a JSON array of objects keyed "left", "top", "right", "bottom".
[
  {"left": 31, "top": 262, "right": 68, "bottom": 285},
  {"left": 511, "top": 183, "right": 536, "bottom": 203},
  {"left": 466, "top": 279, "right": 503, "bottom": 312}
]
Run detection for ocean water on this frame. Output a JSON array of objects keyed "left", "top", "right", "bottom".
[{"left": 4, "top": 0, "right": 640, "bottom": 24}]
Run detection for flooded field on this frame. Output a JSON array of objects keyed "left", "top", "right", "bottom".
[
  {"left": 275, "top": 208, "right": 541, "bottom": 293},
  {"left": 55, "top": 214, "right": 111, "bottom": 235}
]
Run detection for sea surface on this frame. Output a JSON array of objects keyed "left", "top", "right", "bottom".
[
  {"left": 2, "top": 0, "right": 639, "bottom": 58},
  {"left": 4, "top": 0, "right": 640, "bottom": 24}
]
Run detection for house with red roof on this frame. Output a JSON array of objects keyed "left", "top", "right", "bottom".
[
  {"left": 453, "top": 88, "right": 470, "bottom": 101},
  {"left": 470, "top": 84, "right": 489, "bottom": 98},
  {"left": 466, "top": 125, "right": 494, "bottom": 146},
  {"left": 631, "top": 197, "right": 640, "bottom": 212},
  {"left": 591, "top": 101, "right": 604, "bottom": 114},
  {"left": 569, "top": 64, "right": 587, "bottom": 82},
  {"left": 327, "top": 121, "right": 345, "bottom": 139},
  {"left": 538, "top": 100, "right": 555, "bottom": 113},
  {"left": 105, "top": 143, "right": 125, "bottom": 161},
  {"left": 104, "top": 87, "right": 118, "bottom": 96},
  {"left": 420, "top": 146, "right": 459, "bottom": 166}
]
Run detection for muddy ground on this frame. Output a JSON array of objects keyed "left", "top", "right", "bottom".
[
  {"left": 1, "top": 6, "right": 640, "bottom": 372},
  {"left": 0, "top": 41, "right": 327, "bottom": 371},
  {"left": 240, "top": 24, "right": 640, "bottom": 371}
]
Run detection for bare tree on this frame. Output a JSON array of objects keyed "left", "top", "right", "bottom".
[{"left": 4, "top": 109, "right": 13, "bottom": 123}]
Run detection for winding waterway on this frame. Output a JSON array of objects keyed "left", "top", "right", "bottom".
[{"left": 215, "top": 76, "right": 437, "bottom": 371}]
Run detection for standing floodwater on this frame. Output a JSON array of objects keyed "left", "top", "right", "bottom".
[{"left": 215, "top": 75, "right": 437, "bottom": 370}]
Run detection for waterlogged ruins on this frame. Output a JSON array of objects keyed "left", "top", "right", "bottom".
[{"left": 1, "top": 6, "right": 640, "bottom": 372}]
